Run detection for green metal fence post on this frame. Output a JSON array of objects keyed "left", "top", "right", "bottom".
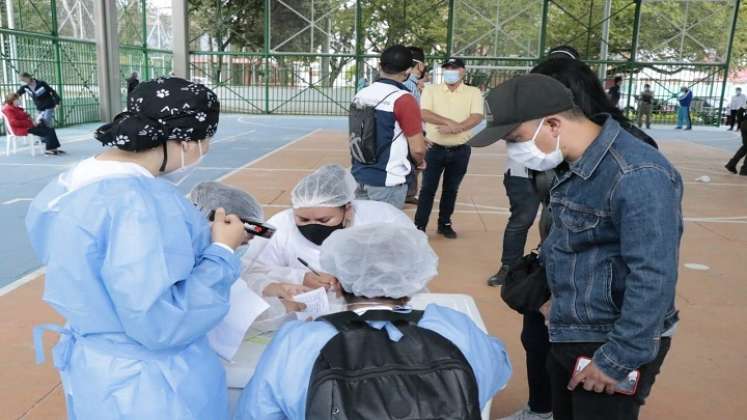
[
  {"left": 446, "top": 0, "right": 455, "bottom": 58},
  {"left": 354, "top": 0, "right": 363, "bottom": 92},
  {"left": 624, "top": 0, "right": 643, "bottom": 119},
  {"left": 264, "top": 0, "right": 270, "bottom": 114},
  {"left": 717, "top": 0, "right": 741, "bottom": 127},
  {"left": 539, "top": 0, "right": 550, "bottom": 58},
  {"left": 50, "top": 0, "right": 65, "bottom": 126},
  {"left": 142, "top": 0, "right": 149, "bottom": 80}
]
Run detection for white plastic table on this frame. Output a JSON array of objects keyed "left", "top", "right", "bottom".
[{"left": 224, "top": 293, "right": 492, "bottom": 419}]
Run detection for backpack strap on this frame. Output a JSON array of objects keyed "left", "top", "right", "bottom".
[
  {"left": 318, "top": 309, "right": 425, "bottom": 333},
  {"left": 373, "top": 89, "right": 400, "bottom": 109}
]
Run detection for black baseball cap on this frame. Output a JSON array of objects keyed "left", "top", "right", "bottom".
[
  {"left": 380, "top": 45, "right": 414, "bottom": 72},
  {"left": 468, "top": 74, "right": 575, "bottom": 148},
  {"left": 442, "top": 58, "right": 466, "bottom": 69}
]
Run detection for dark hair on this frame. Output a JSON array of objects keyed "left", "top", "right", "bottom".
[
  {"left": 407, "top": 46, "right": 425, "bottom": 63},
  {"left": 20, "top": 72, "right": 32, "bottom": 79},
  {"left": 644, "top": 83, "right": 651, "bottom": 88},
  {"left": 531, "top": 58, "right": 657, "bottom": 148},
  {"left": 614, "top": 76, "right": 623, "bottom": 83},
  {"left": 380, "top": 45, "right": 413, "bottom": 74},
  {"left": 340, "top": 289, "right": 410, "bottom": 306}
]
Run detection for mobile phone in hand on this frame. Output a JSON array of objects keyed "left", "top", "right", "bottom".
[{"left": 574, "top": 356, "right": 640, "bottom": 396}]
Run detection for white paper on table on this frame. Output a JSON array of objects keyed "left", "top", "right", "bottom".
[
  {"left": 208, "top": 280, "right": 270, "bottom": 361},
  {"left": 292, "top": 287, "right": 330, "bottom": 320}
]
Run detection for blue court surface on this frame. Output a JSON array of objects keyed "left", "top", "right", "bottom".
[
  {"left": 0, "top": 117, "right": 743, "bottom": 289},
  {"left": 0, "top": 114, "right": 346, "bottom": 288}
]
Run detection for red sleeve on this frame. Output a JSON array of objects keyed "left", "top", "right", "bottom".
[
  {"left": 3, "top": 105, "right": 34, "bottom": 130},
  {"left": 393, "top": 93, "right": 423, "bottom": 137}
]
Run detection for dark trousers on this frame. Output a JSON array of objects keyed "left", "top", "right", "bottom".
[
  {"left": 547, "top": 338, "right": 671, "bottom": 420},
  {"left": 728, "top": 109, "right": 745, "bottom": 130},
  {"left": 501, "top": 172, "right": 541, "bottom": 266},
  {"left": 414, "top": 144, "right": 471, "bottom": 228},
  {"left": 406, "top": 169, "right": 419, "bottom": 198},
  {"left": 522, "top": 312, "right": 553, "bottom": 413},
  {"left": 727, "top": 127, "right": 747, "bottom": 174},
  {"left": 28, "top": 124, "right": 60, "bottom": 151}
]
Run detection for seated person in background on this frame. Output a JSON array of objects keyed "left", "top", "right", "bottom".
[
  {"left": 243, "top": 164, "right": 412, "bottom": 295},
  {"left": 190, "top": 181, "right": 308, "bottom": 334},
  {"left": 2, "top": 93, "right": 65, "bottom": 155},
  {"left": 234, "top": 223, "right": 512, "bottom": 420}
]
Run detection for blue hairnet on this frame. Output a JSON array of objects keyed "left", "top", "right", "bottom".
[
  {"left": 291, "top": 164, "right": 357, "bottom": 209},
  {"left": 319, "top": 223, "right": 438, "bottom": 299},
  {"left": 190, "top": 181, "right": 264, "bottom": 222}
]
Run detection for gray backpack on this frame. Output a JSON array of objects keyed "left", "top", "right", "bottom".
[{"left": 349, "top": 90, "right": 400, "bottom": 165}]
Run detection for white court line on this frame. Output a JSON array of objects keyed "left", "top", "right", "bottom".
[
  {"left": 0, "top": 128, "right": 323, "bottom": 296},
  {"left": 237, "top": 116, "right": 317, "bottom": 131},
  {"left": 0, "top": 267, "right": 45, "bottom": 297},
  {"left": 211, "top": 129, "right": 256, "bottom": 145},
  {"left": 2, "top": 198, "right": 33, "bottom": 205},
  {"left": 217, "top": 129, "right": 322, "bottom": 182}
]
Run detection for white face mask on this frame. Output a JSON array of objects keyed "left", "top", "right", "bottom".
[
  {"left": 162, "top": 140, "right": 204, "bottom": 186},
  {"left": 506, "top": 118, "right": 564, "bottom": 171}
]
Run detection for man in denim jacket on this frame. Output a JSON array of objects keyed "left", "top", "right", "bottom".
[{"left": 469, "top": 74, "right": 683, "bottom": 420}]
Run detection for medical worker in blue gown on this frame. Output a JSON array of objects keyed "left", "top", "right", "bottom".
[
  {"left": 26, "top": 77, "right": 249, "bottom": 420},
  {"left": 234, "top": 223, "right": 513, "bottom": 420}
]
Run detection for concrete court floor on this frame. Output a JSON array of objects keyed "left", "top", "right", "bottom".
[{"left": 1, "top": 125, "right": 746, "bottom": 419}]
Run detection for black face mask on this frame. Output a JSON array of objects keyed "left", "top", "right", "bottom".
[{"left": 297, "top": 221, "right": 344, "bottom": 246}]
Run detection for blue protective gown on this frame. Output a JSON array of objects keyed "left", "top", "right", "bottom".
[
  {"left": 234, "top": 304, "right": 512, "bottom": 420},
  {"left": 26, "top": 171, "right": 241, "bottom": 420}
]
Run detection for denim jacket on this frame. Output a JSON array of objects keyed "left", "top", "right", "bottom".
[{"left": 542, "top": 115, "right": 683, "bottom": 382}]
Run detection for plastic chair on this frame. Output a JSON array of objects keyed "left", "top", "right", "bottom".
[{"left": 1, "top": 111, "right": 41, "bottom": 156}]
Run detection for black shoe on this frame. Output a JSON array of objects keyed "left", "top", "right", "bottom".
[
  {"left": 740, "top": 171, "right": 747, "bottom": 177},
  {"left": 487, "top": 265, "right": 510, "bottom": 287},
  {"left": 437, "top": 224, "right": 457, "bottom": 239},
  {"left": 416, "top": 225, "right": 426, "bottom": 232},
  {"left": 685, "top": 127, "right": 692, "bottom": 131},
  {"left": 405, "top": 196, "right": 419, "bottom": 205},
  {"left": 726, "top": 164, "right": 738, "bottom": 174}
]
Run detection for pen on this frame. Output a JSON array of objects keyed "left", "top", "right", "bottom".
[{"left": 297, "top": 257, "right": 321, "bottom": 276}]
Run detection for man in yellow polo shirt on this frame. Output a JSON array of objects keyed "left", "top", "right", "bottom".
[{"left": 414, "top": 58, "right": 484, "bottom": 239}]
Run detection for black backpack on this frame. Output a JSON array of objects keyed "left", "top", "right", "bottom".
[
  {"left": 306, "top": 310, "right": 481, "bottom": 420},
  {"left": 349, "top": 90, "right": 401, "bottom": 165}
]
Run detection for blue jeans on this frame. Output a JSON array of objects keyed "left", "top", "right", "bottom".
[
  {"left": 676, "top": 106, "right": 691, "bottom": 129},
  {"left": 501, "top": 172, "right": 541, "bottom": 266},
  {"left": 355, "top": 183, "right": 408, "bottom": 209},
  {"left": 414, "top": 144, "right": 471, "bottom": 228}
]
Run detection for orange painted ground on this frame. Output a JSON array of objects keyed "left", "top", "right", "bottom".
[{"left": 2, "top": 129, "right": 746, "bottom": 419}]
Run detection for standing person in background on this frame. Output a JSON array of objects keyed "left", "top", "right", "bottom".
[
  {"left": 17, "top": 72, "right": 59, "bottom": 129},
  {"left": 726, "top": 87, "right": 746, "bottom": 131},
  {"left": 126, "top": 72, "right": 140, "bottom": 94},
  {"left": 404, "top": 46, "right": 427, "bottom": 205},
  {"left": 351, "top": 45, "right": 427, "bottom": 209},
  {"left": 607, "top": 76, "right": 623, "bottom": 108},
  {"left": 636, "top": 84, "right": 654, "bottom": 129},
  {"left": 725, "top": 119, "right": 747, "bottom": 176},
  {"left": 675, "top": 86, "right": 693, "bottom": 130},
  {"left": 2, "top": 93, "right": 65, "bottom": 155},
  {"left": 414, "top": 58, "right": 483, "bottom": 239}
]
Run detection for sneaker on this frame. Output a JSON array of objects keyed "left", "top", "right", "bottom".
[
  {"left": 498, "top": 406, "right": 553, "bottom": 420},
  {"left": 487, "top": 265, "right": 510, "bottom": 287},
  {"left": 405, "top": 196, "right": 419, "bottom": 205},
  {"left": 437, "top": 223, "right": 457, "bottom": 239},
  {"left": 726, "top": 164, "right": 737, "bottom": 174}
]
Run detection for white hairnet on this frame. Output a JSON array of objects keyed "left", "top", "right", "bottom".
[
  {"left": 319, "top": 223, "right": 438, "bottom": 299},
  {"left": 190, "top": 181, "right": 264, "bottom": 222},
  {"left": 291, "top": 164, "right": 357, "bottom": 209}
]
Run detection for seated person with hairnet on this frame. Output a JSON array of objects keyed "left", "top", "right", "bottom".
[
  {"left": 190, "top": 182, "right": 309, "bottom": 334},
  {"left": 243, "top": 164, "right": 412, "bottom": 296},
  {"left": 234, "top": 223, "right": 512, "bottom": 420}
]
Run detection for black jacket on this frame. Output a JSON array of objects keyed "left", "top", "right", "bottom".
[{"left": 17, "top": 79, "right": 59, "bottom": 111}]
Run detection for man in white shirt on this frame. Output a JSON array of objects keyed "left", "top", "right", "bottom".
[{"left": 727, "top": 87, "right": 746, "bottom": 131}]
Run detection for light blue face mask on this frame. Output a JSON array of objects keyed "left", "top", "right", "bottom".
[{"left": 443, "top": 70, "right": 461, "bottom": 85}]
